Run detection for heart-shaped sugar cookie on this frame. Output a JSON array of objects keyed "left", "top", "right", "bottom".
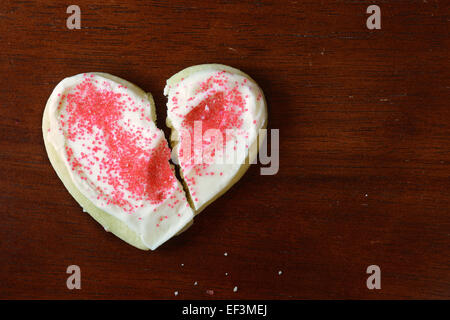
[{"left": 43, "top": 65, "right": 267, "bottom": 250}]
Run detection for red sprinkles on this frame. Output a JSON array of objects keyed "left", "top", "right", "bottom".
[
  {"left": 59, "top": 75, "right": 176, "bottom": 213},
  {"left": 177, "top": 72, "right": 247, "bottom": 171}
]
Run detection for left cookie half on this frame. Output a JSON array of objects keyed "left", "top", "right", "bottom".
[{"left": 42, "top": 73, "right": 194, "bottom": 250}]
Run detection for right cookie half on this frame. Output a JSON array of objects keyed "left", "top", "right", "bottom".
[{"left": 164, "top": 64, "right": 268, "bottom": 213}]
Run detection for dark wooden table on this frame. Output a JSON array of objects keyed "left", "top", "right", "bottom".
[{"left": 1, "top": 0, "right": 449, "bottom": 299}]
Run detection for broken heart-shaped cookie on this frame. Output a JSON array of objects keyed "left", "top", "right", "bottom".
[{"left": 43, "top": 65, "right": 267, "bottom": 250}]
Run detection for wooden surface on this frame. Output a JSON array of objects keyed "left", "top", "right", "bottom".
[{"left": 0, "top": 0, "right": 449, "bottom": 299}]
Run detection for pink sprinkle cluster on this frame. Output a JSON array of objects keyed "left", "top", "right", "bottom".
[
  {"left": 59, "top": 75, "right": 177, "bottom": 214},
  {"left": 171, "top": 71, "right": 253, "bottom": 203}
]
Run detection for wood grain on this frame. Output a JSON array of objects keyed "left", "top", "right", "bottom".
[{"left": 0, "top": 0, "right": 449, "bottom": 299}]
